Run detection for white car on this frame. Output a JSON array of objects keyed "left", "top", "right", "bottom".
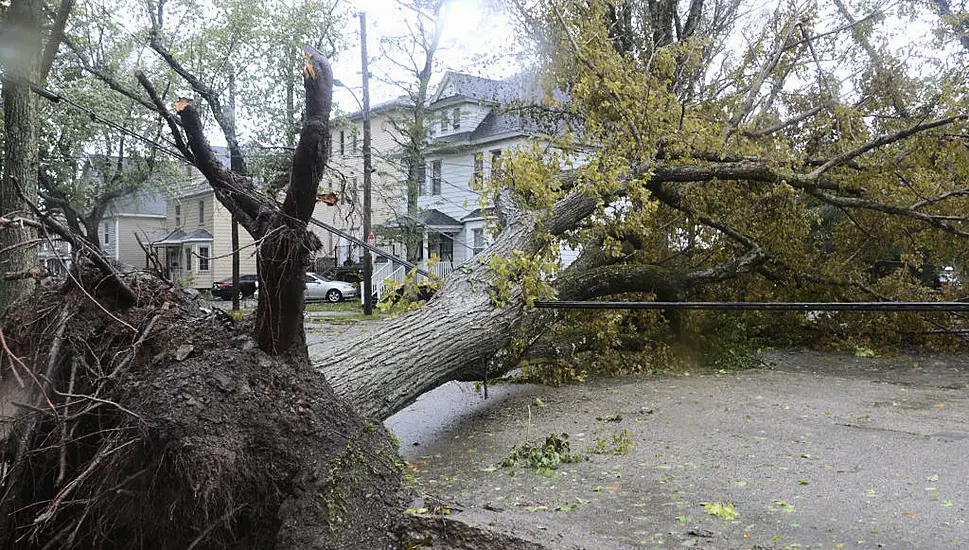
[
  {"left": 939, "top": 266, "right": 962, "bottom": 290},
  {"left": 304, "top": 272, "right": 359, "bottom": 303}
]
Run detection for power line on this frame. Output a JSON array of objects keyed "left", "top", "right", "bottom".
[
  {"left": 534, "top": 301, "right": 969, "bottom": 312},
  {"left": 8, "top": 73, "right": 194, "bottom": 164}
]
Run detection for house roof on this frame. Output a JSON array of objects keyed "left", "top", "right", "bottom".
[
  {"left": 344, "top": 95, "right": 412, "bottom": 121},
  {"left": 420, "top": 209, "right": 463, "bottom": 230},
  {"left": 105, "top": 190, "right": 168, "bottom": 216},
  {"left": 149, "top": 228, "right": 214, "bottom": 246},
  {"left": 461, "top": 207, "right": 496, "bottom": 221},
  {"left": 380, "top": 209, "right": 464, "bottom": 232},
  {"left": 432, "top": 71, "right": 543, "bottom": 106},
  {"left": 429, "top": 71, "right": 548, "bottom": 145},
  {"left": 178, "top": 182, "right": 212, "bottom": 199}
]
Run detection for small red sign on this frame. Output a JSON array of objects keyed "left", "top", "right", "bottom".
[{"left": 367, "top": 233, "right": 376, "bottom": 246}]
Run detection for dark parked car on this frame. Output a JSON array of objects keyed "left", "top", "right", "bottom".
[
  {"left": 211, "top": 274, "right": 258, "bottom": 300},
  {"left": 320, "top": 264, "right": 364, "bottom": 284}
]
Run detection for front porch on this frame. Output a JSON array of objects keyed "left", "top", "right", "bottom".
[{"left": 149, "top": 228, "right": 215, "bottom": 289}]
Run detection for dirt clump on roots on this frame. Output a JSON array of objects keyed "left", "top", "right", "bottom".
[{"left": 0, "top": 266, "right": 404, "bottom": 549}]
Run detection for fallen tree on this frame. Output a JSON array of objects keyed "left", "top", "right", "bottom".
[{"left": 5, "top": 1, "right": 969, "bottom": 548}]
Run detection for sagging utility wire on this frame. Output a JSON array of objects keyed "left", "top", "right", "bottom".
[{"left": 1, "top": 71, "right": 193, "bottom": 165}]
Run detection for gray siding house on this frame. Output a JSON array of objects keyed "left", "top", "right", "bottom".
[{"left": 99, "top": 191, "right": 168, "bottom": 268}]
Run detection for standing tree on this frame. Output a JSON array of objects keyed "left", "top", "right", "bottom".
[
  {"left": 0, "top": 0, "right": 74, "bottom": 305},
  {"left": 377, "top": 0, "right": 445, "bottom": 263}
]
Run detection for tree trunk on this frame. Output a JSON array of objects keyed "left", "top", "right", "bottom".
[
  {"left": 0, "top": 0, "right": 42, "bottom": 307},
  {"left": 318, "top": 191, "right": 598, "bottom": 420}
]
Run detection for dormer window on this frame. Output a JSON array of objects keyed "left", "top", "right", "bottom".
[
  {"left": 440, "top": 112, "right": 448, "bottom": 133},
  {"left": 452, "top": 107, "right": 461, "bottom": 130}
]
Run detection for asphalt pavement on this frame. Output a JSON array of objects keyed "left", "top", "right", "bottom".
[{"left": 389, "top": 349, "right": 969, "bottom": 549}]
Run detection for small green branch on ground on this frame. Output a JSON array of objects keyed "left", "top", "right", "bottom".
[{"left": 501, "top": 433, "right": 586, "bottom": 473}]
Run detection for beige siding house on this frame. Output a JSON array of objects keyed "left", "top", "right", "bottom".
[
  {"left": 99, "top": 191, "right": 168, "bottom": 268},
  {"left": 314, "top": 97, "right": 410, "bottom": 266},
  {"left": 151, "top": 164, "right": 257, "bottom": 290},
  {"left": 39, "top": 191, "right": 168, "bottom": 274}
]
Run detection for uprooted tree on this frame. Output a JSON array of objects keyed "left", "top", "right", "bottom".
[
  {"left": 0, "top": 49, "right": 403, "bottom": 549},
  {"left": 5, "top": 0, "right": 969, "bottom": 547}
]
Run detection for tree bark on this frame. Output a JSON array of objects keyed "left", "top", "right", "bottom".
[
  {"left": 318, "top": 190, "right": 597, "bottom": 420},
  {"left": 0, "top": 0, "right": 42, "bottom": 308}
]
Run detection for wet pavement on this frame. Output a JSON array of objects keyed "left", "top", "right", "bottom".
[
  {"left": 200, "top": 306, "right": 969, "bottom": 548},
  {"left": 386, "top": 381, "right": 539, "bottom": 459},
  {"left": 390, "top": 350, "right": 969, "bottom": 549}
]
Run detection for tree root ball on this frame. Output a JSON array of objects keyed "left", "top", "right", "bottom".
[{"left": 0, "top": 270, "right": 403, "bottom": 549}]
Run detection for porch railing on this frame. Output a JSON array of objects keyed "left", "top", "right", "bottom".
[
  {"left": 430, "top": 261, "right": 454, "bottom": 279},
  {"left": 364, "top": 261, "right": 409, "bottom": 304},
  {"left": 364, "top": 259, "right": 456, "bottom": 305}
]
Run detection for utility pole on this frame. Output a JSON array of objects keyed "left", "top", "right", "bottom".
[
  {"left": 360, "top": 12, "right": 374, "bottom": 315},
  {"left": 229, "top": 72, "right": 241, "bottom": 311}
]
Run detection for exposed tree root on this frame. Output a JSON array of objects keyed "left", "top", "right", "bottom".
[{"left": 0, "top": 268, "right": 403, "bottom": 549}]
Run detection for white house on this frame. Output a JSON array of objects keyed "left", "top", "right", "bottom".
[
  {"left": 415, "top": 71, "right": 570, "bottom": 276},
  {"left": 314, "top": 97, "right": 412, "bottom": 268},
  {"left": 315, "top": 71, "right": 576, "bottom": 299}
]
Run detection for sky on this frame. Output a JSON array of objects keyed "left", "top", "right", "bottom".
[{"left": 328, "top": 0, "right": 522, "bottom": 113}]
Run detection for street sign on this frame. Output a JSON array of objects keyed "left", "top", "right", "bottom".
[{"left": 367, "top": 233, "right": 376, "bottom": 246}]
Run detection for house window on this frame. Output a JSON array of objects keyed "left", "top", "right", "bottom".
[
  {"left": 340, "top": 130, "right": 345, "bottom": 155},
  {"left": 472, "top": 228, "right": 485, "bottom": 256},
  {"left": 198, "top": 200, "right": 205, "bottom": 225},
  {"left": 417, "top": 161, "right": 426, "bottom": 195},
  {"left": 352, "top": 133, "right": 358, "bottom": 153},
  {"left": 473, "top": 152, "right": 483, "bottom": 186},
  {"left": 490, "top": 149, "right": 502, "bottom": 177},
  {"left": 175, "top": 204, "right": 181, "bottom": 226},
  {"left": 184, "top": 247, "right": 192, "bottom": 271},
  {"left": 431, "top": 160, "right": 442, "bottom": 196},
  {"left": 198, "top": 246, "right": 210, "bottom": 271},
  {"left": 103, "top": 222, "right": 110, "bottom": 245},
  {"left": 439, "top": 112, "right": 448, "bottom": 133},
  {"left": 452, "top": 107, "right": 461, "bottom": 130}
]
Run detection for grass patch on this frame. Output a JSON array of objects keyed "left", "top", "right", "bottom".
[{"left": 305, "top": 301, "right": 363, "bottom": 313}]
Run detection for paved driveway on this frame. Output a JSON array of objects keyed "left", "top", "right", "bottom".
[{"left": 389, "top": 350, "right": 969, "bottom": 549}]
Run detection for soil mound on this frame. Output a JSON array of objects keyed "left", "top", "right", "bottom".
[{"left": 0, "top": 267, "right": 402, "bottom": 549}]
